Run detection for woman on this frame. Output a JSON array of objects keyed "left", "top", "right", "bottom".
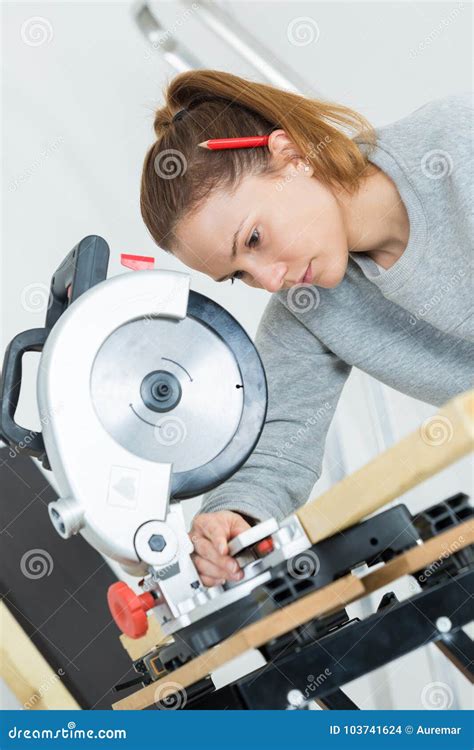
[{"left": 140, "top": 70, "right": 473, "bottom": 587}]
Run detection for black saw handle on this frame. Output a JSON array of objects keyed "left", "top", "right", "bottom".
[
  {"left": 0, "top": 235, "right": 109, "bottom": 466},
  {"left": 0, "top": 328, "right": 49, "bottom": 459},
  {"left": 46, "top": 235, "right": 109, "bottom": 330}
]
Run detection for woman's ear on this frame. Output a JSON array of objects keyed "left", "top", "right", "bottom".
[{"left": 267, "top": 129, "right": 309, "bottom": 175}]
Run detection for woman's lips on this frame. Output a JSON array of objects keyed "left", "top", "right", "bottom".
[{"left": 300, "top": 261, "right": 313, "bottom": 284}]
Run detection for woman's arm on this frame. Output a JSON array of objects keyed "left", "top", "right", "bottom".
[{"left": 199, "top": 291, "right": 352, "bottom": 523}]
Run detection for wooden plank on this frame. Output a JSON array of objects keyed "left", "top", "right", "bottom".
[
  {"left": 0, "top": 602, "right": 80, "bottom": 709},
  {"left": 119, "top": 617, "right": 172, "bottom": 661},
  {"left": 359, "top": 518, "right": 473, "bottom": 595},
  {"left": 435, "top": 638, "right": 474, "bottom": 684},
  {"left": 113, "top": 518, "right": 473, "bottom": 710},
  {"left": 113, "top": 575, "right": 363, "bottom": 710},
  {"left": 297, "top": 389, "right": 473, "bottom": 543}
]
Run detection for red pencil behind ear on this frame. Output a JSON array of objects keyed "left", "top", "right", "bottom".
[{"left": 198, "top": 135, "right": 270, "bottom": 150}]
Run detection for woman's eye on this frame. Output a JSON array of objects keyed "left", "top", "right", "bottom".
[
  {"left": 230, "top": 271, "right": 244, "bottom": 284},
  {"left": 230, "top": 229, "right": 260, "bottom": 283},
  {"left": 248, "top": 228, "right": 260, "bottom": 248}
]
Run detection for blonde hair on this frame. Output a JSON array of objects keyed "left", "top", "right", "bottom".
[{"left": 140, "top": 69, "right": 377, "bottom": 253}]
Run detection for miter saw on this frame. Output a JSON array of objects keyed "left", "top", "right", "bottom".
[
  {"left": 0, "top": 235, "right": 273, "bottom": 632},
  {"left": 1, "top": 235, "right": 473, "bottom": 711}
]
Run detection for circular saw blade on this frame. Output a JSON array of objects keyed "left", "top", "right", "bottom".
[{"left": 91, "top": 291, "right": 267, "bottom": 499}]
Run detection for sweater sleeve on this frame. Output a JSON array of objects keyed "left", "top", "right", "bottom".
[{"left": 199, "top": 292, "right": 352, "bottom": 522}]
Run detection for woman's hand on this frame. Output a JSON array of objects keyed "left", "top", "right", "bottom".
[{"left": 189, "top": 510, "right": 251, "bottom": 587}]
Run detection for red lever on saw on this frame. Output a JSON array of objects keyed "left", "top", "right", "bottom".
[
  {"left": 107, "top": 581, "right": 155, "bottom": 638},
  {"left": 120, "top": 253, "right": 155, "bottom": 271}
]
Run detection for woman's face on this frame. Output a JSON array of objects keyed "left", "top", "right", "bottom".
[{"left": 172, "top": 131, "right": 350, "bottom": 292}]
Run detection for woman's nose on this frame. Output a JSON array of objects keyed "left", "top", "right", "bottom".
[{"left": 255, "top": 262, "right": 288, "bottom": 293}]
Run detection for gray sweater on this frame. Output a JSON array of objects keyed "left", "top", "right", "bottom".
[{"left": 201, "top": 92, "right": 474, "bottom": 524}]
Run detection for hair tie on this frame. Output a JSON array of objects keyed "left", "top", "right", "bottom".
[{"left": 172, "top": 109, "right": 187, "bottom": 123}]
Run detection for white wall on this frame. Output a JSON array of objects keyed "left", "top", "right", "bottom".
[{"left": 1, "top": 0, "right": 472, "bottom": 710}]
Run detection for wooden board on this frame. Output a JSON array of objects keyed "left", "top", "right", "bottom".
[
  {"left": 119, "top": 617, "right": 172, "bottom": 661},
  {"left": 0, "top": 602, "right": 80, "bottom": 709},
  {"left": 113, "top": 518, "right": 474, "bottom": 710},
  {"left": 297, "top": 389, "right": 473, "bottom": 543}
]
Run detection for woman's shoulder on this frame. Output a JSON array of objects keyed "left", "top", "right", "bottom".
[{"left": 420, "top": 91, "right": 472, "bottom": 113}]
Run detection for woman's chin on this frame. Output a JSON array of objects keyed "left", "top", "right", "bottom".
[
  {"left": 315, "top": 268, "right": 346, "bottom": 289},
  {"left": 315, "top": 254, "right": 349, "bottom": 288}
]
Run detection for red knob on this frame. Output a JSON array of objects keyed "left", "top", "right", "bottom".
[
  {"left": 256, "top": 537, "right": 274, "bottom": 555},
  {"left": 107, "top": 581, "right": 155, "bottom": 638}
]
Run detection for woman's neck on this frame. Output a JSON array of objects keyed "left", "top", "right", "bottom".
[{"left": 337, "top": 164, "right": 410, "bottom": 270}]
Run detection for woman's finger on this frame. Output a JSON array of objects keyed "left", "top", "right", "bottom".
[
  {"left": 192, "top": 554, "right": 226, "bottom": 583},
  {"left": 192, "top": 536, "right": 241, "bottom": 577},
  {"left": 197, "top": 518, "right": 230, "bottom": 555}
]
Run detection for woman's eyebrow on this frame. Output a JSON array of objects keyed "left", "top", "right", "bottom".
[{"left": 215, "top": 216, "right": 248, "bottom": 282}]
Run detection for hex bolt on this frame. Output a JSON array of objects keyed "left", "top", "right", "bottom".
[
  {"left": 148, "top": 534, "right": 167, "bottom": 552},
  {"left": 436, "top": 616, "right": 452, "bottom": 634},
  {"left": 287, "top": 689, "right": 305, "bottom": 708}
]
